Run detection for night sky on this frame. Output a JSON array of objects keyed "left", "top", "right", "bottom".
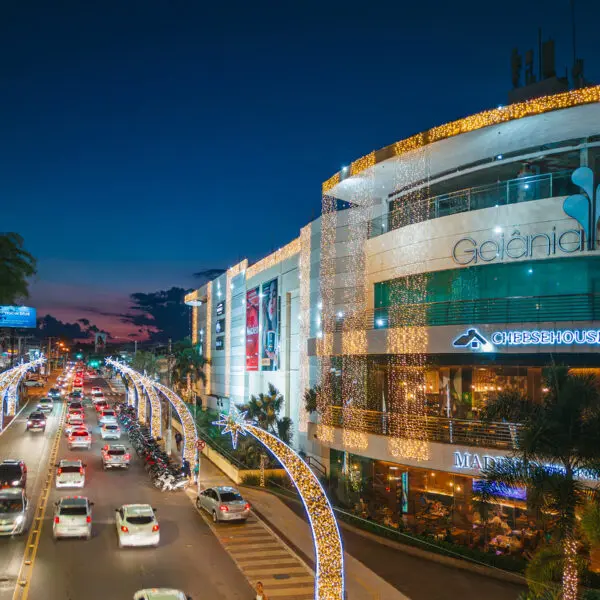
[{"left": 1, "top": 0, "right": 599, "bottom": 339}]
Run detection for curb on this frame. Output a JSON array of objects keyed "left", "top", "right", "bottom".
[{"left": 0, "top": 399, "right": 30, "bottom": 438}]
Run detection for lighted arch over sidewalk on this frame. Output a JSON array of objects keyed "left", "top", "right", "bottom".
[
  {"left": 106, "top": 359, "right": 197, "bottom": 468},
  {"left": 0, "top": 357, "right": 46, "bottom": 425},
  {"left": 215, "top": 406, "right": 344, "bottom": 600}
]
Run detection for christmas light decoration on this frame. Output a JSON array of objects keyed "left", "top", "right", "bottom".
[
  {"left": 205, "top": 282, "right": 212, "bottom": 395},
  {"left": 323, "top": 85, "right": 600, "bottom": 193},
  {"left": 563, "top": 537, "right": 578, "bottom": 600},
  {"left": 0, "top": 357, "right": 46, "bottom": 421},
  {"left": 140, "top": 377, "right": 162, "bottom": 439},
  {"left": 246, "top": 238, "right": 300, "bottom": 279},
  {"left": 106, "top": 359, "right": 200, "bottom": 471},
  {"left": 298, "top": 223, "right": 312, "bottom": 432},
  {"left": 215, "top": 406, "right": 344, "bottom": 600}
]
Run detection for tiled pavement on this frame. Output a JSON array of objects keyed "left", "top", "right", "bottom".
[{"left": 203, "top": 510, "right": 315, "bottom": 599}]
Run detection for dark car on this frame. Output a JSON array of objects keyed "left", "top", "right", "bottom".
[
  {"left": 48, "top": 388, "right": 61, "bottom": 399},
  {"left": 68, "top": 391, "right": 82, "bottom": 400},
  {"left": 26, "top": 411, "right": 47, "bottom": 432},
  {"left": 0, "top": 460, "right": 27, "bottom": 489}
]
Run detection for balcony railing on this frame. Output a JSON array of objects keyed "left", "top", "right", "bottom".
[
  {"left": 332, "top": 293, "right": 600, "bottom": 331},
  {"left": 368, "top": 170, "right": 576, "bottom": 238},
  {"left": 329, "top": 406, "right": 521, "bottom": 450}
]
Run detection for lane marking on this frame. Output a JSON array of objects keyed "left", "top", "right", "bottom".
[{"left": 12, "top": 401, "right": 65, "bottom": 600}]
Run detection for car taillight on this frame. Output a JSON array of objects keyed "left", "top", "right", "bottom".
[
  {"left": 244, "top": 503, "right": 251, "bottom": 510},
  {"left": 152, "top": 524, "right": 159, "bottom": 532},
  {"left": 68, "top": 436, "right": 73, "bottom": 441},
  {"left": 54, "top": 516, "right": 60, "bottom": 524},
  {"left": 57, "top": 468, "right": 62, "bottom": 475},
  {"left": 219, "top": 505, "right": 229, "bottom": 512},
  {"left": 121, "top": 525, "right": 129, "bottom": 532},
  {"left": 79, "top": 467, "right": 84, "bottom": 475},
  {"left": 86, "top": 516, "right": 91, "bottom": 523},
  {"left": 124, "top": 454, "right": 130, "bottom": 461}
]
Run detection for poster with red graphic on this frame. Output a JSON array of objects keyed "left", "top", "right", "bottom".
[{"left": 245, "top": 287, "right": 259, "bottom": 371}]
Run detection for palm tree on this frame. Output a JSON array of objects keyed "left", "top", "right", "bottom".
[
  {"left": 479, "top": 367, "right": 600, "bottom": 600},
  {"left": 132, "top": 351, "right": 158, "bottom": 377},
  {"left": 242, "top": 384, "right": 283, "bottom": 431},
  {"left": 171, "top": 342, "right": 206, "bottom": 398},
  {"left": 303, "top": 384, "right": 320, "bottom": 415},
  {"left": 0, "top": 233, "right": 36, "bottom": 304}
]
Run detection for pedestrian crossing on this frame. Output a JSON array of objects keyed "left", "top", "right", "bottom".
[{"left": 192, "top": 498, "right": 315, "bottom": 600}]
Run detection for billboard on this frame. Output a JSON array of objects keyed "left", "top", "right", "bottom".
[
  {"left": 245, "top": 287, "right": 259, "bottom": 371},
  {"left": 0, "top": 306, "right": 36, "bottom": 328},
  {"left": 260, "top": 278, "right": 279, "bottom": 371}
]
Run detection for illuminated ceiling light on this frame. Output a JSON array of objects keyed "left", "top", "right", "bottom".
[
  {"left": 337, "top": 311, "right": 344, "bottom": 318},
  {"left": 317, "top": 331, "right": 323, "bottom": 338},
  {"left": 496, "top": 154, "right": 503, "bottom": 160},
  {"left": 523, "top": 183, "right": 530, "bottom": 189},
  {"left": 376, "top": 318, "right": 384, "bottom": 327},
  {"left": 494, "top": 226, "right": 502, "bottom": 233},
  {"left": 528, "top": 268, "right": 533, "bottom": 274}
]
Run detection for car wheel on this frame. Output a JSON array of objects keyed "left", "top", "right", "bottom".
[
  {"left": 195, "top": 498, "right": 201, "bottom": 509},
  {"left": 212, "top": 511, "right": 218, "bottom": 523}
]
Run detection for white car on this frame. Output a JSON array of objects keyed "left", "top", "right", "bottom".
[
  {"left": 101, "top": 423, "right": 121, "bottom": 440},
  {"left": 133, "top": 590, "right": 190, "bottom": 600},
  {"left": 67, "top": 413, "right": 84, "bottom": 428},
  {"left": 91, "top": 387, "right": 103, "bottom": 397},
  {"left": 99, "top": 409, "right": 117, "bottom": 425},
  {"left": 68, "top": 429, "right": 92, "bottom": 450},
  {"left": 101, "top": 445, "right": 130, "bottom": 469},
  {"left": 53, "top": 497, "right": 93, "bottom": 540},
  {"left": 115, "top": 504, "right": 160, "bottom": 548},
  {"left": 0, "top": 488, "right": 28, "bottom": 536},
  {"left": 55, "top": 460, "right": 86, "bottom": 488},
  {"left": 24, "top": 380, "right": 44, "bottom": 388}
]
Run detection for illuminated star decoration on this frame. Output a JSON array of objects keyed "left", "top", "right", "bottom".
[{"left": 213, "top": 405, "right": 249, "bottom": 449}]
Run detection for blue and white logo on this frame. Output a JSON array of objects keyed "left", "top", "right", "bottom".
[
  {"left": 452, "top": 328, "right": 494, "bottom": 352},
  {"left": 563, "top": 166, "right": 600, "bottom": 250}
]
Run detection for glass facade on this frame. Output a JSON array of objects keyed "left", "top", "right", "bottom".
[{"left": 373, "top": 256, "right": 600, "bottom": 328}]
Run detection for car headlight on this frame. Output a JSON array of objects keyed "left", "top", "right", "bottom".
[
  {"left": 11, "top": 480, "right": 20, "bottom": 486},
  {"left": 14, "top": 515, "right": 24, "bottom": 524}
]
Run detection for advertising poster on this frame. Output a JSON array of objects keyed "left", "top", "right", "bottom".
[
  {"left": 260, "top": 278, "right": 279, "bottom": 371},
  {"left": 0, "top": 306, "right": 36, "bottom": 328},
  {"left": 245, "top": 287, "right": 259, "bottom": 371}
]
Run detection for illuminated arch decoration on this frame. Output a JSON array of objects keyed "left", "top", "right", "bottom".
[
  {"left": 139, "top": 376, "right": 162, "bottom": 438},
  {"left": 0, "top": 357, "right": 46, "bottom": 426},
  {"left": 106, "top": 359, "right": 198, "bottom": 470},
  {"left": 214, "top": 406, "right": 344, "bottom": 600}
]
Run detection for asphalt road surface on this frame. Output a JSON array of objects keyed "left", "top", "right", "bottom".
[{"left": 0, "top": 374, "right": 254, "bottom": 600}]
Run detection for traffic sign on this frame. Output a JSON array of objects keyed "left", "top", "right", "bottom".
[{"left": 196, "top": 439, "right": 206, "bottom": 450}]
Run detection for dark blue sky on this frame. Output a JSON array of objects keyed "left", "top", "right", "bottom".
[{"left": 1, "top": 0, "right": 599, "bottom": 337}]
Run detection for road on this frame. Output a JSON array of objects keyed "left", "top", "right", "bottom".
[{"left": 0, "top": 374, "right": 254, "bottom": 600}]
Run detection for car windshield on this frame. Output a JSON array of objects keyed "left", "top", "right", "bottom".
[
  {"left": 0, "top": 466, "right": 21, "bottom": 479},
  {"left": 126, "top": 515, "right": 153, "bottom": 524},
  {"left": 0, "top": 499, "right": 23, "bottom": 513},
  {"left": 50, "top": 388, "right": 59, "bottom": 393},
  {"left": 105, "top": 425, "right": 118, "bottom": 430},
  {"left": 108, "top": 449, "right": 124, "bottom": 456},
  {"left": 60, "top": 505, "right": 87, "bottom": 516},
  {"left": 30, "top": 413, "right": 44, "bottom": 419},
  {"left": 60, "top": 466, "right": 81, "bottom": 473},
  {"left": 69, "top": 402, "right": 82, "bottom": 409},
  {"left": 220, "top": 492, "right": 243, "bottom": 502},
  {"left": 103, "top": 411, "right": 115, "bottom": 416}
]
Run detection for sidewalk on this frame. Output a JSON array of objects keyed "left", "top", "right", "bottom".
[{"left": 195, "top": 452, "right": 408, "bottom": 600}]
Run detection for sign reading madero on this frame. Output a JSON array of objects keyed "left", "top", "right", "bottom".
[{"left": 452, "top": 167, "right": 599, "bottom": 265}]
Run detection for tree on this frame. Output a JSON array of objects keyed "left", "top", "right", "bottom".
[
  {"left": 132, "top": 351, "right": 158, "bottom": 377},
  {"left": 241, "top": 384, "right": 293, "bottom": 444},
  {"left": 0, "top": 233, "right": 36, "bottom": 304},
  {"left": 303, "top": 384, "right": 320, "bottom": 414},
  {"left": 479, "top": 367, "right": 600, "bottom": 600},
  {"left": 123, "top": 287, "right": 191, "bottom": 343},
  {"left": 170, "top": 340, "right": 206, "bottom": 398}
]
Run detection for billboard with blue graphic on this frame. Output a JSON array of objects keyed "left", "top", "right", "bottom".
[{"left": 0, "top": 306, "right": 37, "bottom": 328}]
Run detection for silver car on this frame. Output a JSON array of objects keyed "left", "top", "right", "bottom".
[
  {"left": 101, "top": 445, "right": 130, "bottom": 469},
  {"left": 53, "top": 496, "right": 93, "bottom": 540},
  {"left": 0, "top": 488, "right": 28, "bottom": 535},
  {"left": 196, "top": 486, "right": 250, "bottom": 523},
  {"left": 55, "top": 460, "right": 86, "bottom": 489}
]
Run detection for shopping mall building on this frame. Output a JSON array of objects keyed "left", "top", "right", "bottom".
[{"left": 187, "top": 87, "right": 600, "bottom": 540}]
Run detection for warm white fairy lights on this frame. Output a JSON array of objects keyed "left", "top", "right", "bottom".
[
  {"left": 140, "top": 377, "right": 162, "bottom": 439},
  {"left": 245, "top": 238, "right": 300, "bottom": 279},
  {"left": 215, "top": 405, "right": 344, "bottom": 600},
  {"left": 298, "top": 223, "right": 312, "bottom": 433},
  {"left": 323, "top": 85, "right": 600, "bottom": 194}
]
